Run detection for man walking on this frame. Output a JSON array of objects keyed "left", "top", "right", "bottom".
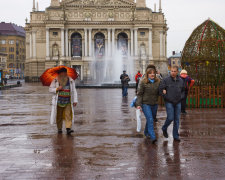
[
  {"left": 159, "top": 66, "right": 185, "bottom": 142},
  {"left": 120, "top": 70, "right": 130, "bottom": 97},
  {"left": 49, "top": 68, "right": 78, "bottom": 135},
  {"left": 135, "top": 70, "right": 142, "bottom": 92}
]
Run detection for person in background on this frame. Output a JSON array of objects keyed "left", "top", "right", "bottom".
[
  {"left": 120, "top": 70, "right": 130, "bottom": 97},
  {"left": 159, "top": 66, "right": 185, "bottom": 142},
  {"left": 135, "top": 70, "right": 142, "bottom": 92},
  {"left": 180, "top": 69, "right": 195, "bottom": 114},
  {"left": 156, "top": 70, "right": 163, "bottom": 80},
  {"left": 136, "top": 68, "right": 160, "bottom": 144}
]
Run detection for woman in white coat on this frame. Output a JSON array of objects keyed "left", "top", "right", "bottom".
[{"left": 49, "top": 68, "right": 78, "bottom": 134}]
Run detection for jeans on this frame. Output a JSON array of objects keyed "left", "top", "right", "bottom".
[
  {"left": 142, "top": 104, "right": 157, "bottom": 140},
  {"left": 122, "top": 87, "right": 128, "bottom": 97},
  {"left": 162, "top": 102, "right": 181, "bottom": 139}
]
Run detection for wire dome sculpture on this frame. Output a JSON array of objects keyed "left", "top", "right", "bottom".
[{"left": 181, "top": 19, "right": 225, "bottom": 86}]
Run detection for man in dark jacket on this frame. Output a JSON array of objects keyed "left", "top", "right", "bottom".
[
  {"left": 120, "top": 70, "right": 130, "bottom": 97},
  {"left": 159, "top": 66, "right": 185, "bottom": 142}
]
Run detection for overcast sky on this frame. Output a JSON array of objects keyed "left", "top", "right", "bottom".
[{"left": 0, "top": 0, "right": 225, "bottom": 56}]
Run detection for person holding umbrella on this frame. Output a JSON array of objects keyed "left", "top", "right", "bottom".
[{"left": 41, "top": 66, "right": 78, "bottom": 135}]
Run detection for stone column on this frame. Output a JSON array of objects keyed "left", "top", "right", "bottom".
[
  {"left": 61, "top": 28, "right": 65, "bottom": 57},
  {"left": 107, "top": 29, "right": 111, "bottom": 57},
  {"left": 130, "top": 29, "right": 134, "bottom": 56},
  {"left": 159, "top": 31, "right": 163, "bottom": 58},
  {"left": 112, "top": 28, "right": 115, "bottom": 55},
  {"left": 148, "top": 28, "right": 153, "bottom": 60},
  {"left": 163, "top": 32, "right": 166, "bottom": 57},
  {"left": 88, "top": 28, "right": 92, "bottom": 57},
  {"left": 32, "top": 31, "right": 36, "bottom": 58},
  {"left": 134, "top": 28, "right": 138, "bottom": 56},
  {"left": 30, "top": 32, "right": 33, "bottom": 58},
  {"left": 84, "top": 28, "right": 88, "bottom": 57},
  {"left": 65, "top": 29, "right": 69, "bottom": 57},
  {"left": 69, "top": 39, "right": 71, "bottom": 57},
  {"left": 46, "top": 28, "right": 50, "bottom": 58}
]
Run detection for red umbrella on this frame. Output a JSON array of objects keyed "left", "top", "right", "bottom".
[{"left": 40, "top": 66, "right": 78, "bottom": 86}]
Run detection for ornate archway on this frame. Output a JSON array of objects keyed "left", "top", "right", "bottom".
[{"left": 71, "top": 33, "right": 82, "bottom": 57}]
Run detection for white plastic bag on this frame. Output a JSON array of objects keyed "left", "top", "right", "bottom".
[{"left": 136, "top": 109, "right": 141, "bottom": 132}]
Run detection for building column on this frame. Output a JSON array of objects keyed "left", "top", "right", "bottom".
[
  {"left": 148, "top": 28, "right": 153, "bottom": 60},
  {"left": 61, "top": 28, "right": 65, "bottom": 57},
  {"left": 32, "top": 31, "right": 36, "bottom": 58},
  {"left": 84, "top": 28, "right": 88, "bottom": 57},
  {"left": 134, "top": 28, "right": 138, "bottom": 56},
  {"left": 108, "top": 29, "right": 111, "bottom": 57},
  {"left": 112, "top": 28, "right": 115, "bottom": 56},
  {"left": 65, "top": 29, "right": 69, "bottom": 57},
  {"left": 130, "top": 29, "right": 134, "bottom": 56},
  {"left": 69, "top": 39, "right": 71, "bottom": 57},
  {"left": 30, "top": 32, "right": 33, "bottom": 58},
  {"left": 163, "top": 32, "right": 166, "bottom": 57},
  {"left": 46, "top": 28, "right": 50, "bottom": 58},
  {"left": 159, "top": 31, "right": 163, "bottom": 58},
  {"left": 88, "top": 28, "right": 92, "bottom": 57}
]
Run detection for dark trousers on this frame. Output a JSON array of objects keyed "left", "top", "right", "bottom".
[
  {"left": 136, "top": 82, "right": 139, "bottom": 91},
  {"left": 181, "top": 94, "right": 188, "bottom": 112}
]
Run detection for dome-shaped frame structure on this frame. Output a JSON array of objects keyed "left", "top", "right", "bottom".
[{"left": 181, "top": 19, "right": 225, "bottom": 86}]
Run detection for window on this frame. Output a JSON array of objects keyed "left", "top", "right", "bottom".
[
  {"left": 0, "top": 47, "right": 6, "bottom": 52},
  {"left": 0, "top": 40, "right": 6, "bottom": 44},
  {"left": 53, "top": 32, "right": 58, "bottom": 36},
  {"left": 173, "top": 61, "right": 175, "bottom": 64},
  {"left": 9, "top": 40, "right": 14, "bottom": 44},
  {"left": 9, "top": 54, "right": 14, "bottom": 60},
  {"left": 140, "top": 32, "right": 145, "bottom": 36},
  {"left": 9, "top": 47, "right": 14, "bottom": 52},
  {"left": 71, "top": 33, "right": 82, "bottom": 57}
]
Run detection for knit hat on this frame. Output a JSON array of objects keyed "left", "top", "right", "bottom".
[{"left": 180, "top": 69, "right": 187, "bottom": 74}]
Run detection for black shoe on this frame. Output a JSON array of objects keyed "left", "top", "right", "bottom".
[
  {"left": 66, "top": 128, "right": 74, "bottom": 135},
  {"left": 151, "top": 139, "right": 157, "bottom": 144},
  {"left": 174, "top": 138, "right": 181, "bottom": 142},
  {"left": 181, "top": 111, "right": 187, "bottom": 114},
  {"left": 162, "top": 129, "right": 169, "bottom": 138},
  {"left": 58, "top": 129, "right": 63, "bottom": 134}
]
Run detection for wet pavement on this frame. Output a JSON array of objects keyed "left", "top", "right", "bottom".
[{"left": 0, "top": 83, "right": 225, "bottom": 180}]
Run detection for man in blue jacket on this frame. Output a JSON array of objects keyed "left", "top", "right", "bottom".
[{"left": 159, "top": 66, "right": 185, "bottom": 142}]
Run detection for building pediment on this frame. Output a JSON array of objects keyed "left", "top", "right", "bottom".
[{"left": 63, "top": 0, "right": 135, "bottom": 7}]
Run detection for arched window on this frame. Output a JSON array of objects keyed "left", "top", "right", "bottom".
[
  {"left": 117, "top": 32, "right": 128, "bottom": 56},
  {"left": 71, "top": 33, "right": 82, "bottom": 57},
  {"left": 94, "top": 32, "right": 105, "bottom": 58}
]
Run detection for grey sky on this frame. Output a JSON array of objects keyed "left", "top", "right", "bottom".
[{"left": 0, "top": 0, "right": 225, "bottom": 56}]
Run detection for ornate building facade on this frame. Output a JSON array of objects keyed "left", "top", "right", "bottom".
[{"left": 25, "top": 0, "right": 168, "bottom": 82}]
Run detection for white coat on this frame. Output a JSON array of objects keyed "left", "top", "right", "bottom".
[{"left": 49, "top": 77, "right": 78, "bottom": 125}]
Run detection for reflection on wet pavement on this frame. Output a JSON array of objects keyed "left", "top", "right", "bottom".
[{"left": 0, "top": 83, "right": 225, "bottom": 179}]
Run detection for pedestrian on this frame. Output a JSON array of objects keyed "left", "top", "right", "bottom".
[
  {"left": 135, "top": 70, "right": 142, "bottom": 92},
  {"left": 136, "top": 68, "right": 160, "bottom": 144},
  {"left": 180, "top": 69, "right": 195, "bottom": 114},
  {"left": 139, "top": 64, "right": 159, "bottom": 122},
  {"left": 120, "top": 70, "right": 130, "bottom": 97},
  {"left": 3, "top": 78, "right": 7, "bottom": 85},
  {"left": 159, "top": 66, "right": 185, "bottom": 142},
  {"left": 49, "top": 67, "right": 78, "bottom": 135},
  {"left": 156, "top": 70, "right": 163, "bottom": 80}
]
